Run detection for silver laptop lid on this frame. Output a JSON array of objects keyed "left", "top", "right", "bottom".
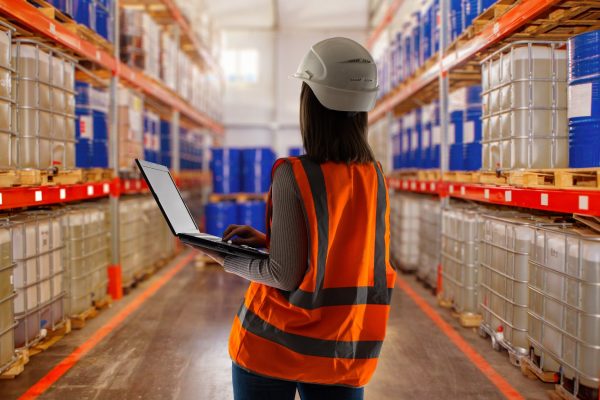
[{"left": 136, "top": 159, "right": 199, "bottom": 236}]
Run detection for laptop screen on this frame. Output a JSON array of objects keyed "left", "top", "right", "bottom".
[{"left": 138, "top": 161, "right": 198, "bottom": 235}]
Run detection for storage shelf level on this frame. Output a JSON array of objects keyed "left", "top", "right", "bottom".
[
  {"left": 0, "top": 0, "right": 224, "bottom": 135},
  {"left": 0, "top": 181, "right": 112, "bottom": 210},
  {"left": 388, "top": 178, "right": 600, "bottom": 216},
  {"left": 368, "top": 0, "right": 561, "bottom": 123}
]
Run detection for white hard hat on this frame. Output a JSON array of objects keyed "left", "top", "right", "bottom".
[{"left": 293, "top": 37, "right": 378, "bottom": 112}]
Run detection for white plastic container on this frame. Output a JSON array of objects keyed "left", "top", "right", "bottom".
[
  {"left": 63, "top": 203, "right": 110, "bottom": 316},
  {"left": 119, "top": 197, "right": 143, "bottom": 287},
  {"left": 418, "top": 196, "right": 441, "bottom": 288},
  {"left": 11, "top": 211, "right": 65, "bottom": 348},
  {"left": 11, "top": 40, "right": 76, "bottom": 170},
  {"left": 0, "top": 24, "right": 13, "bottom": 170},
  {"left": 481, "top": 41, "right": 568, "bottom": 170},
  {"left": 0, "top": 224, "right": 16, "bottom": 371},
  {"left": 441, "top": 204, "right": 482, "bottom": 314},
  {"left": 390, "top": 192, "right": 421, "bottom": 272},
  {"left": 528, "top": 225, "right": 600, "bottom": 394}
]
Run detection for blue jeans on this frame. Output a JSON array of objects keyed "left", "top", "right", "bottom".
[{"left": 232, "top": 363, "right": 364, "bottom": 400}]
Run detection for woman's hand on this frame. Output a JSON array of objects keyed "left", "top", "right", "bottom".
[{"left": 222, "top": 225, "right": 267, "bottom": 248}]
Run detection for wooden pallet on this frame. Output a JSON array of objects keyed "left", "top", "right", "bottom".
[
  {"left": 478, "top": 171, "right": 510, "bottom": 185},
  {"left": 49, "top": 169, "right": 84, "bottom": 185},
  {"left": 457, "top": 312, "right": 482, "bottom": 328},
  {"left": 27, "top": 0, "right": 114, "bottom": 54},
  {"left": 208, "top": 193, "right": 268, "bottom": 203},
  {"left": 0, "top": 349, "right": 30, "bottom": 380},
  {"left": 550, "top": 383, "right": 598, "bottom": 400},
  {"left": 417, "top": 169, "right": 441, "bottom": 181},
  {"left": 0, "top": 170, "right": 19, "bottom": 188},
  {"left": 16, "top": 169, "right": 51, "bottom": 187},
  {"left": 520, "top": 356, "right": 560, "bottom": 383},
  {"left": 84, "top": 168, "right": 114, "bottom": 183},
  {"left": 69, "top": 306, "right": 99, "bottom": 330},
  {"left": 443, "top": 171, "right": 481, "bottom": 184},
  {"left": 507, "top": 168, "right": 600, "bottom": 191},
  {"left": 437, "top": 293, "right": 453, "bottom": 309},
  {"left": 28, "top": 319, "right": 71, "bottom": 357},
  {"left": 94, "top": 294, "right": 112, "bottom": 310}
]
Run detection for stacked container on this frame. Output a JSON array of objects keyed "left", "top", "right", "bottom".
[
  {"left": 210, "top": 148, "right": 241, "bottom": 194},
  {"left": 12, "top": 40, "right": 76, "bottom": 170},
  {"left": 449, "top": 85, "right": 482, "bottom": 171},
  {"left": 143, "top": 110, "right": 160, "bottom": 164},
  {"left": 74, "top": 81, "right": 109, "bottom": 168},
  {"left": 140, "top": 197, "right": 163, "bottom": 273},
  {"left": 205, "top": 202, "right": 237, "bottom": 237},
  {"left": 390, "top": 192, "right": 421, "bottom": 272},
  {"left": 440, "top": 203, "right": 481, "bottom": 315},
  {"left": 237, "top": 201, "right": 267, "bottom": 234},
  {"left": 12, "top": 211, "right": 66, "bottom": 348},
  {"left": 117, "top": 87, "right": 143, "bottom": 171},
  {"left": 418, "top": 196, "right": 441, "bottom": 288},
  {"left": 0, "top": 223, "right": 15, "bottom": 372},
  {"left": 568, "top": 29, "right": 600, "bottom": 167},
  {"left": 120, "top": 8, "right": 144, "bottom": 70},
  {"left": 0, "top": 24, "right": 12, "bottom": 170},
  {"left": 62, "top": 203, "right": 109, "bottom": 317},
  {"left": 119, "top": 197, "right": 142, "bottom": 288},
  {"left": 159, "top": 118, "right": 171, "bottom": 168},
  {"left": 528, "top": 224, "right": 600, "bottom": 399},
  {"left": 241, "top": 148, "right": 275, "bottom": 194},
  {"left": 141, "top": 13, "right": 160, "bottom": 80},
  {"left": 481, "top": 41, "right": 568, "bottom": 170},
  {"left": 180, "top": 128, "right": 204, "bottom": 170},
  {"left": 95, "top": 0, "right": 114, "bottom": 43},
  {"left": 160, "top": 30, "right": 178, "bottom": 92}
]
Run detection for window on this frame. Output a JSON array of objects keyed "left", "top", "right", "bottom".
[{"left": 221, "top": 49, "right": 259, "bottom": 84}]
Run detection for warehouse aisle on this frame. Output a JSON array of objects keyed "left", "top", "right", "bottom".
[{"left": 1, "top": 252, "right": 552, "bottom": 400}]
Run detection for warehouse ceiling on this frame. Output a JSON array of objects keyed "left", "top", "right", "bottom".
[{"left": 203, "top": 0, "right": 368, "bottom": 30}]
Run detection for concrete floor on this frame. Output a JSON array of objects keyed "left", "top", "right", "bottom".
[{"left": 0, "top": 251, "right": 553, "bottom": 399}]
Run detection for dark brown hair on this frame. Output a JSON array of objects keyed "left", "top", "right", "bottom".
[{"left": 299, "top": 82, "right": 375, "bottom": 164}]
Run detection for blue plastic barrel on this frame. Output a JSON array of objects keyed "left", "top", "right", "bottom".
[
  {"left": 450, "top": 0, "right": 463, "bottom": 43},
  {"left": 421, "top": 2, "right": 432, "bottom": 65},
  {"left": 288, "top": 147, "right": 304, "bottom": 157},
  {"left": 211, "top": 148, "right": 241, "bottom": 194},
  {"left": 159, "top": 119, "right": 171, "bottom": 168},
  {"left": 464, "top": 143, "right": 482, "bottom": 170},
  {"left": 241, "top": 148, "right": 275, "bottom": 194},
  {"left": 403, "top": 23, "right": 412, "bottom": 80},
  {"left": 237, "top": 201, "right": 267, "bottom": 234},
  {"left": 431, "top": 101, "right": 441, "bottom": 168},
  {"left": 480, "top": 0, "right": 496, "bottom": 13},
  {"left": 73, "top": 0, "right": 94, "bottom": 30},
  {"left": 450, "top": 110, "right": 464, "bottom": 144},
  {"left": 205, "top": 202, "right": 238, "bottom": 237},
  {"left": 47, "top": 0, "right": 71, "bottom": 15},
  {"left": 431, "top": 0, "right": 440, "bottom": 55},
  {"left": 92, "top": 140, "right": 108, "bottom": 168},
  {"left": 411, "top": 12, "right": 421, "bottom": 72},
  {"left": 568, "top": 29, "right": 600, "bottom": 167},
  {"left": 75, "top": 139, "right": 93, "bottom": 168},
  {"left": 95, "top": 4, "right": 111, "bottom": 42},
  {"left": 462, "top": 0, "right": 479, "bottom": 32},
  {"left": 449, "top": 144, "right": 465, "bottom": 171}
]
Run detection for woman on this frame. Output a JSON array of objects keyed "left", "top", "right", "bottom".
[{"left": 206, "top": 37, "right": 396, "bottom": 400}]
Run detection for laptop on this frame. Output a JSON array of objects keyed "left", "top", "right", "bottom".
[{"left": 136, "top": 159, "right": 269, "bottom": 259}]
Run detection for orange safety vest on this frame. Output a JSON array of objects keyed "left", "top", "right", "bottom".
[{"left": 229, "top": 156, "right": 396, "bottom": 387}]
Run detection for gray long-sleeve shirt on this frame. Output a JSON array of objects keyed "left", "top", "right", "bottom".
[{"left": 223, "top": 162, "right": 308, "bottom": 291}]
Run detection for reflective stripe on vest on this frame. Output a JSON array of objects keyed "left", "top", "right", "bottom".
[{"left": 229, "top": 156, "right": 396, "bottom": 387}]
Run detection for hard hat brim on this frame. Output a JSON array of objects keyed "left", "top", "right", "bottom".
[{"left": 294, "top": 77, "right": 378, "bottom": 112}]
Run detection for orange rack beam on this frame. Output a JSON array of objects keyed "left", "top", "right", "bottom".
[{"left": 0, "top": 0, "right": 224, "bottom": 136}]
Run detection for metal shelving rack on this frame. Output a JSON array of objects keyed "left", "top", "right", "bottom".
[
  {"left": 0, "top": 0, "right": 221, "bottom": 298},
  {"left": 368, "top": 0, "right": 600, "bottom": 216}
]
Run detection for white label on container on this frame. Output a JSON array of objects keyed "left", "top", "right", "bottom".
[
  {"left": 464, "top": 121, "right": 475, "bottom": 144},
  {"left": 484, "top": 189, "right": 490, "bottom": 199},
  {"left": 505, "top": 190, "right": 512, "bottom": 202},
  {"left": 79, "top": 116, "right": 93, "bottom": 139},
  {"left": 541, "top": 193, "right": 549, "bottom": 206},
  {"left": 432, "top": 126, "right": 441, "bottom": 145},
  {"left": 103, "top": 183, "right": 110, "bottom": 194},
  {"left": 448, "top": 124, "right": 456, "bottom": 145},
  {"left": 579, "top": 195, "right": 589, "bottom": 211},
  {"left": 35, "top": 191, "right": 42, "bottom": 202},
  {"left": 568, "top": 83, "right": 592, "bottom": 118},
  {"left": 411, "top": 131, "right": 418, "bottom": 151},
  {"left": 87, "top": 185, "right": 94, "bottom": 196},
  {"left": 59, "top": 188, "right": 66, "bottom": 200},
  {"left": 422, "top": 128, "right": 430, "bottom": 148}
]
